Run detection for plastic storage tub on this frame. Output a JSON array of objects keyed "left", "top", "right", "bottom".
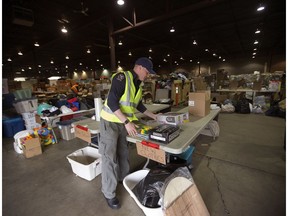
[
  {"left": 56, "top": 120, "right": 75, "bottom": 140},
  {"left": 13, "top": 98, "right": 38, "bottom": 114},
  {"left": 123, "top": 169, "right": 163, "bottom": 216},
  {"left": 2, "top": 117, "right": 25, "bottom": 138},
  {"left": 66, "top": 146, "right": 102, "bottom": 181}
]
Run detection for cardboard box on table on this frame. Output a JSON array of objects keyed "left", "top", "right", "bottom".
[
  {"left": 188, "top": 91, "right": 210, "bottom": 117},
  {"left": 20, "top": 136, "right": 42, "bottom": 158},
  {"left": 156, "top": 112, "right": 189, "bottom": 126}
]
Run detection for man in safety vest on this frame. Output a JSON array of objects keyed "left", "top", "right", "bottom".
[{"left": 99, "top": 57, "right": 158, "bottom": 209}]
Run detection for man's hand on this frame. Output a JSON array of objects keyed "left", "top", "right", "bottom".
[{"left": 125, "top": 122, "right": 139, "bottom": 136}]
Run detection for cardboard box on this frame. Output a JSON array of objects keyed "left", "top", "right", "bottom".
[
  {"left": 165, "top": 184, "right": 210, "bottom": 216},
  {"left": 193, "top": 77, "right": 207, "bottom": 91},
  {"left": 156, "top": 112, "right": 189, "bottom": 125},
  {"left": 75, "top": 125, "right": 91, "bottom": 143},
  {"left": 20, "top": 137, "right": 42, "bottom": 158},
  {"left": 229, "top": 80, "right": 238, "bottom": 89},
  {"left": 188, "top": 91, "right": 210, "bottom": 117},
  {"left": 136, "top": 141, "right": 166, "bottom": 165},
  {"left": 215, "top": 95, "right": 228, "bottom": 104},
  {"left": 252, "top": 81, "right": 262, "bottom": 90}
]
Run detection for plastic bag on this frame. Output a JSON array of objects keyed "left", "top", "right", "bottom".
[
  {"left": 60, "top": 105, "right": 73, "bottom": 114},
  {"left": 132, "top": 164, "right": 182, "bottom": 208}
]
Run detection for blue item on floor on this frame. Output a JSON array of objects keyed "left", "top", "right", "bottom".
[
  {"left": 169, "top": 145, "right": 195, "bottom": 165},
  {"left": 2, "top": 116, "right": 25, "bottom": 138}
]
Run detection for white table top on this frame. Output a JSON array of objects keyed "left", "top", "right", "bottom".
[
  {"left": 127, "top": 107, "right": 220, "bottom": 154},
  {"left": 71, "top": 103, "right": 171, "bottom": 134},
  {"left": 72, "top": 104, "right": 220, "bottom": 155}
]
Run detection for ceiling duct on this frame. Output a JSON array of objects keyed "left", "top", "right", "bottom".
[{"left": 12, "top": 6, "right": 34, "bottom": 27}]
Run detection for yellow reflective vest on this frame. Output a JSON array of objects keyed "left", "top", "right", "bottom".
[{"left": 100, "top": 71, "right": 142, "bottom": 123}]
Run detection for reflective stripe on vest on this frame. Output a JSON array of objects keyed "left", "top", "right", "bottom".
[{"left": 100, "top": 71, "right": 142, "bottom": 123}]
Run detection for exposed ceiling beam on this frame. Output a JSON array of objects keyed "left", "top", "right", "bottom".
[{"left": 112, "top": 0, "right": 227, "bottom": 35}]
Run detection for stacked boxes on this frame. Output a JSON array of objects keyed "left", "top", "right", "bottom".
[{"left": 22, "top": 112, "right": 41, "bottom": 130}]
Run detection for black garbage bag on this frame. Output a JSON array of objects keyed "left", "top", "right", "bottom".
[
  {"left": 235, "top": 99, "right": 250, "bottom": 114},
  {"left": 132, "top": 164, "right": 182, "bottom": 208}
]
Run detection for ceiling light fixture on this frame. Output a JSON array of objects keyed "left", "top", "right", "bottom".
[
  {"left": 190, "top": 59, "right": 193, "bottom": 62},
  {"left": 34, "top": 42, "right": 40, "bottom": 47},
  {"left": 213, "top": 53, "right": 217, "bottom": 56},
  {"left": 66, "top": 55, "right": 69, "bottom": 59},
  {"left": 149, "top": 56, "right": 152, "bottom": 59},
  {"left": 38, "top": 65, "right": 41, "bottom": 68},
  {"left": 193, "top": 40, "right": 197, "bottom": 45},
  {"left": 254, "top": 40, "right": 259, "bottom": 44},
  {"left": 128, "top": 52, "right": 132, "bottom": 56},
  {"left": 163, "top": 58, "right": 167, "bottom": 62},
  {"left": 223, "top": 59, "right": 226, "bottom": 62},
  {"left": 205, "top": 49, "right": 209, "bottom": 52},
  {"left": 254, "top": 48, "right": 257, "bottom": 51},
  {"left": 253, "top": 52, "right": 257, "bottom": 55},
  {"left": 255, "top": 29, "right": 261, "bottom": 34},
  {"left": 118, "top": 40, "right": 123, "bottom": 45},
  {"left": 252, "top": 56, "right": 255, "bottom": 59},
  {"left": 180, "top": 57, "right": 184, "bottom": 60},
  {"left": 117, "top": 0, "right": 125, "bottom": 6},
  {"left": 87, "top": 49, "right": 91, "bottom": 53},
  {"left": 149, "top": 48, "right": 152, "bottom": 52},
  {"left": 167, "top": 54, "right": 170, "bottom": 57},
  {"left": 50, "top": 60, "right": 54, "bottom": 64},
  {"left": 257, "top": 5, "right": 265, "bottom": 11},
  {"left": 170, "top": 27, "right": 175, "bottom": 33},
  {"left": 18, "top": 51, "right": 23, "bottom": 56},
  {"left": 219, "top": 56, "right": 222, "bottom": 59},
  {"left": 61, "top": 26, "right": 68, "bottom": 33},
  {"left": 7, "top": 58, "right": 12, "bottom": 62},
  {"left": 28, "top": 67, "right": 32, "bottom": 69}
]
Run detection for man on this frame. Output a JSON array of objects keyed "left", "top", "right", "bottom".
[{"left": 99, "top": 57, "right": 158, "bottom": 209}]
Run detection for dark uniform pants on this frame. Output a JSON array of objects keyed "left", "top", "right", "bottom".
[{"left": 99, "top": 118, "right": 130, "bottom": 199}]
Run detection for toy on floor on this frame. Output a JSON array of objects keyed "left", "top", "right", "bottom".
[{"left": 34, "top": 122, "right": 56, "bottom": 145}]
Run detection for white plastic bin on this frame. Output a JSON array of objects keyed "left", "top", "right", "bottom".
[
  {"left": 13, "top": 98, "right": 38, "bottom": 114},
  {"left": 66, "top": 146, "right": 102, "bottom": 181},
  {"left": 13, "top": 129, "right": 34, "bottom": 154},
  {"left": 123, "top": 170, "right": 163, "bottom": 216}
]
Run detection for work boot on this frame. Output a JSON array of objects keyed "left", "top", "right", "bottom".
[{"left": 105, "top": 196, "right": 121, "bottom": 209}]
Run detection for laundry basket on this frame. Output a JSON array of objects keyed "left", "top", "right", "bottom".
[
  {"left": 13, "top": 130, "right": 34, "bottom": 154},
  {"left": 123, "top": 169, "right": 163, "bottom": 216}
]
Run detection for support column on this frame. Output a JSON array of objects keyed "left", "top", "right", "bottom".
[{"left": 107, "top": 16, "right": 116, "bottom": 72}]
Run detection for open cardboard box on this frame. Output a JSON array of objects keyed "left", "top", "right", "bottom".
[{"left": 123, "top": 169, "right": 210, "bottom": 216}]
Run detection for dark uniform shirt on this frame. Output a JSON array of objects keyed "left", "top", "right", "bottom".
[{"left": 107, "top": 70, "right": 147, "bottom": 113}]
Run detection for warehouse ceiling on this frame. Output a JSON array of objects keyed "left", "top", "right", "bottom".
[{"left": 2, "top": 0, "right": 286, "bottom": 79}]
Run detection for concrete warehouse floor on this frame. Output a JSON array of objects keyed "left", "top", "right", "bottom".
[{"left": 2, "top": 111, "right": 286, "bottom": 216}]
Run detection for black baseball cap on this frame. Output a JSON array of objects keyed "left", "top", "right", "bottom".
[{"left": 135, "top": 57, "right": 156, "bottom": 74}]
